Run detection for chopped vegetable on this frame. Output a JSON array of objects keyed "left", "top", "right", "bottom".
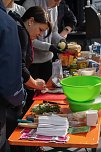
[{"left": 31, "top": 103, "right": 60, "bottom": 115}]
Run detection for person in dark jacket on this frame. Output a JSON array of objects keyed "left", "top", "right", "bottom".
[
  {"left": 4, "top": 2, "right": 52, "bottom": 122},
  {"left": 6, "top": 6, "right": 52, "bottom": 152},
  {"left": 4, "top": 0, "right": 50, "bottom": 91},
  {"left": 17, "top": 6, "right": 52, "bottom": 115},
  {"left": 58, "top": 0, "right": 77, "bottom": 38},
  {"left": 0, "top": 0, "right": 24, "bottom": 151}
]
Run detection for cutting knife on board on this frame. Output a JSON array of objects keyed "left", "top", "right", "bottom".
[{"left": 43, "top": 100, "right": 66, "bottom": 105}]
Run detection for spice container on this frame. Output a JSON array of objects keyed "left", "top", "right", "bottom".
[
  {"left": 77, "top": 57, "right": 88, "bottom": 69},
  {"left": 70, "top": 63, "right": 78, "bottom": 73}
]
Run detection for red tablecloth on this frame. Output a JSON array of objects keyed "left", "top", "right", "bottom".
[{"left": 33, "top": 93, "right": 66, "bottom": 101}]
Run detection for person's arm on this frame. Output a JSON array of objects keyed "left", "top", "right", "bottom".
[
  {"left": 63, "top": 5, "right": 77, "bottom": 30},
  {"left": 32, "top": 39, "right": 50, "bottom": 51},
  {"left": 17, "top": 26, "right": 30, "bottom": 82},
  {"left": 60, "top": 26, "right": 72, "bottom": 38},
  {"left": 58, "top": 1, "right": 77, "bottom": 38},
  {"left": 24, "top": 76, "right": 46, "bottom": 90},
  {"left": 51, "top": 7, "right": 65, "bottom": 44},
  {"left": 18, "top": 26, "right": 46, "bottom": 90}
]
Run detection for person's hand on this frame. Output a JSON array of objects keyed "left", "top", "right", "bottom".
[
  {"left": 35, "top": 79, "right": 46, "bottom": 90},
  {"left": 60, "top": 26, "right": 72, "bottom": 38},
  {"left": 57, "top": 39, "right": 67, "bottom": 52},
  {"left": 49, "top": 39, "right": 67, "bottom": 53},
  {"left": 49, "top": 44, "right": 61, "bottom": 53}
]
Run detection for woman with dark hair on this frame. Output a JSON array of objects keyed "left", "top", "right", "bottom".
[
  {"left": 22, "top": 0, "right": 78, "bottom": 82},
  {"left": 23, "top": 0, "right": 65, "bottom": 83},
  {"left": 3, "top": 1, "right": 52, "bottom": 91},
  {"left": 9, "top": 6, "right": 52, "bottom": 91}
]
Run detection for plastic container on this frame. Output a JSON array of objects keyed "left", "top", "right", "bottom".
[
  {"left": 60, "top": 76, "right": 101, "bottom": 102},
  {"left": 77, "top": 57, "right": 88, "bottom": 69},
  {"left": 78, "top": 68, "right": 96, "bottom": 76},
  {"left": 68, "top": 96, "right": 101, "bottom": 112}
]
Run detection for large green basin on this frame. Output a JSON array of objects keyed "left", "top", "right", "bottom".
[
  {"left": 60, "top": 76, "right": 101, "bottom": 102},
  {"left": 68, "top": 97, "right": 101, "bottom": 112}
]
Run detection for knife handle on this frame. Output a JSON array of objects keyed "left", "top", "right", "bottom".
[
  {"left": 18, "top": 122, "right": 38, "bottom": 128},
  {"left": 17, "top": 119, "right": 33, "bottom": 123}
]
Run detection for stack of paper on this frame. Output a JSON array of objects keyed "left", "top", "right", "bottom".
[{"left": 36, "top": 114, "right": 69, "bottom": 137}]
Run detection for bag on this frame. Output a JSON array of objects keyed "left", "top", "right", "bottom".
[{"left": 52, "top": 59, "right": 63, "bottom": 87}]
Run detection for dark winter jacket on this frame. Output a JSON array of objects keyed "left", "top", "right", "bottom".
[
  {"left": 0, "top": 1, "right": 24, "bottom": 106},
  {"left": 8, "top": 11, "right": 33, "bottom": 83}
]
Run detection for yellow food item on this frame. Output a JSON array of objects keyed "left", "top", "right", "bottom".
[
  {"left": 73, "top": 73, "right": 79, "bottom": 76},
  {"left": 67, "top": 42, "right": 81, "bottom": 53},
  {"left": 58, "top": 41, "right": 66, "bottom": 50}
]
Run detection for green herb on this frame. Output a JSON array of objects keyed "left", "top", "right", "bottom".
[{"left": 31, "top": 103, "right": 60, "bottom": 114}]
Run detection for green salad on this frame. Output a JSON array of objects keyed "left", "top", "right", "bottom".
[{"left": 31, "top": 103, "right": 60, "bottom": 115}]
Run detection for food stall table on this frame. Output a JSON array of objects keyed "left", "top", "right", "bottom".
[{"left": 8, "top": 99, "right": 101, "bottom": 152}]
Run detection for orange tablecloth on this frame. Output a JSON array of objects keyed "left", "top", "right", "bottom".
[{"left": 8, "top": 100, "right": 101, "bottom": 150}]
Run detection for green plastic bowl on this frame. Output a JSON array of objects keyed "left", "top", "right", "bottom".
[
  {"left": 68, "top": 97, "right": 101, "bottom": 112},
  {"left": 60, "top": 76, "right": 101, "bottom": 102}
]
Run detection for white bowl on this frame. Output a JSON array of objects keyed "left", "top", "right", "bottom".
[{"left": 78, "top": 68, "right": 96, "bottom": 76}]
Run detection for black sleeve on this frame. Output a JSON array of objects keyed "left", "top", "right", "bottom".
[
  {"left": 63, "top": 3, "right": 77, "bottom": 29},
  {"left": 58, "top": 0, "right": 77, "bottom": 32},
  {"left": 18, "top": 26, "right": 30, "bottom": 83},
  {"left": 14, "top": 0, "right": 26, "bottom": 5}
]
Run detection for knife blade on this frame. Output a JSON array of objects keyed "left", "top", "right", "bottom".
[{"left": 43, "top": 100, "right": 66, "bottom": 105}]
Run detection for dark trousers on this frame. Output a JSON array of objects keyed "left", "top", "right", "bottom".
[
  {"left": 6, "top": 104, "right": 26, "bottom": 152},
  {"left": 0, "top": 102, "right": 10, "bottom": 152},
  {"left": 6, "top": 105, "right": 23, "bottom": 139}
]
